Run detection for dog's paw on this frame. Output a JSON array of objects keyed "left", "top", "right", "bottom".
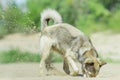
[
  {"left": 77, "top": 74, "right": 84, "bottom": 77},
  {"left": 70, "top": 71, "right": 79, "bottom": 76}
]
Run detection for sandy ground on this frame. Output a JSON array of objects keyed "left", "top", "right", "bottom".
[
  {"left": 0, "top": 33, "right": 40, "bottom": 53},
  {"left": 0, "top": 63, "right": 120, "bottom": 80},
  {"left": 91, "top": 31, "right": 120, "bottom": 60}
]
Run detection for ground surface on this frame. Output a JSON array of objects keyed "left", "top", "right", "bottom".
[{"left": 0, "top": 63, "right": 120, "bottom": 80}]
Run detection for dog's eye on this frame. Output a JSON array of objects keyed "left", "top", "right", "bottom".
[
  {"left": 99, "top": 64, "right": 102, "bottom": 67},
  {"left": 89, "top": 63, "right": 94, "bottom": 66},
  {"left": 86, "top": 63, "right": 94, "bottom": 66}
]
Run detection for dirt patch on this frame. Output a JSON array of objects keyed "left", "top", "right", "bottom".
[
  {"left": 0, "top": 33, "right": 40, "bottom": 53},
  {"left": 0, "top": 63, "right": 120, "bottom": 80},
  {"left": 91, "top": 32, "right": 120, "bottom": 60}
]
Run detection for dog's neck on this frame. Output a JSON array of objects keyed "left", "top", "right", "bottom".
[{"left": 78, "top": 49, "right": 98, "bottom": 63}]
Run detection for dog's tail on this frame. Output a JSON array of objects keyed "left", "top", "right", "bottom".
[{"left": 40, "top": 9, "right": 62, "bottom": 31}]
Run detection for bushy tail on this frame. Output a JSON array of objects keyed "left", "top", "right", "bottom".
[{"left": 40, "top": 9, "right": 62, "bottom": 31}]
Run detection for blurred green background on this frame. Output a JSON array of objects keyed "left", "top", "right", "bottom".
[
  {"left": 0, "top": 0, "right": 120, "bottom": 36},
  {"left": 0, "top": 0, "right": 120, "bottom": 63}
]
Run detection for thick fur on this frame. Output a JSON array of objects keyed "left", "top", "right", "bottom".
[
  {"left": 41, "top": 9, "right": 62, "bottom": 31},
  {"left": 39, "top": 9, "right": 106, "bottom": 77}
]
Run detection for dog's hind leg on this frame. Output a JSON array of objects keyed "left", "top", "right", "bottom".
[
  {"left": 45, "top": 53, "right": 55, "bottom": 70},
  {"left": 39, "top": 36, "right": 52, "bottom": 76}
]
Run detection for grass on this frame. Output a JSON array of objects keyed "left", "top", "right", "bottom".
[
  {"left": 101, "top": 56, "right": 120, "bottom": 63},
  {"left": 0, "top": 49, "right": 63, "bottom": 64},
  {"left": 0, "top": 49, "right": 40, "bottom": 63},
  {"left": 101, "top": 57, "right": 120, "bottom": 64},
  {"left": 99, "top": 54, "right": 120, "bottom": 64},
  {"left": 0, "top": 49, "right": 120, "bottom": 64}
]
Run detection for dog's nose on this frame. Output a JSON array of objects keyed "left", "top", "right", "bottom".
[
  {"left": 90, "top": 74, "right": 96, "bottom": 77},
  {"left": 88, "top": 73, "right": 97, "bottom": 77}
]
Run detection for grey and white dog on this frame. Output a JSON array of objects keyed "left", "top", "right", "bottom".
[{"left": 39, "top": 9, "right": 106, "bottom": 77}]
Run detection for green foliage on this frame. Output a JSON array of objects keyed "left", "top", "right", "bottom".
[
  {"left": 0, "top": 2, "right": 35, "bottom": 36},
  {"left": 26, "top": 0, "right": 77, "bottom": 28},
  {"left": 99, "top": 0, "right": 120, "bottom": 10},
  {"left": 3, "top": 6, "right": 24, "bottom": 33},
  {"left": 26, "top": 0, "right": 120, "bottom": 34},
  {"left": 0, "top": 0, "right": 120, "bottom": 36},
  {"left": 0, "top": 49, "right": 40, "bottom": 63},
  {"left": 75, "top": 0, "right": 109, "bottom": 34},
  {"left": 26, "top": 0, "right": 59, "bottom": 29},
  {"left": 108, "top": 10, "right": 120, "bottom": 32}
]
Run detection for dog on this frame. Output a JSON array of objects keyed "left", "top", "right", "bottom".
[{"left": 39, "top": 9, "right": 106, "bottom": 77}]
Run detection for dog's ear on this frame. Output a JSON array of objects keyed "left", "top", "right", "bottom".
[{"left": 97, "top": 58, "right": 107, "bottom": 67}]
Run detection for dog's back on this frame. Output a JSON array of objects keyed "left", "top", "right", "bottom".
[
  {"left": 43, "top": 23, "right": 84, "bottom": 37},
  {"left": 40, "top": 9, "right": 87, "bottom": 54}
]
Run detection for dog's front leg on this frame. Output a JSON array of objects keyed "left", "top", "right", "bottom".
[
  {"left": 65, "top": 49, "right": 79, "bottom": 76},
  {"left": 67, "top": 57, "right": 79, "bottom": 76},
  {"left": 63, "top": 59, "right": 70, "bottom": 74},
  {"left": 66, "top": 56, "right": 79, "bottom": 76}
]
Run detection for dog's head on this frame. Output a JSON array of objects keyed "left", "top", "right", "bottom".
[
  {"left": 82, "top": 57, "right": 106, "bottom": 77},
  {"left": 79, "top": 49, "right": 106, "bottom": 77},
  {"left": 77, "top": 41, "right": 106, "bottom": 77}
]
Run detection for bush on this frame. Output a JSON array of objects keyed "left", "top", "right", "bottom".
[
  {"left": 0, "top": 0, "right": 120, "bottom": 36},
  {"left": 0, "top": 2, "right": 35, "bottom": 36},
  {"left": 108, "top": 10, "right": 120, "bottom": 32}
]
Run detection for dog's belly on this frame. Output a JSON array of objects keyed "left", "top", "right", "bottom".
[{"left": 52, "top": 45, "right": 65, "bottom": 56}]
